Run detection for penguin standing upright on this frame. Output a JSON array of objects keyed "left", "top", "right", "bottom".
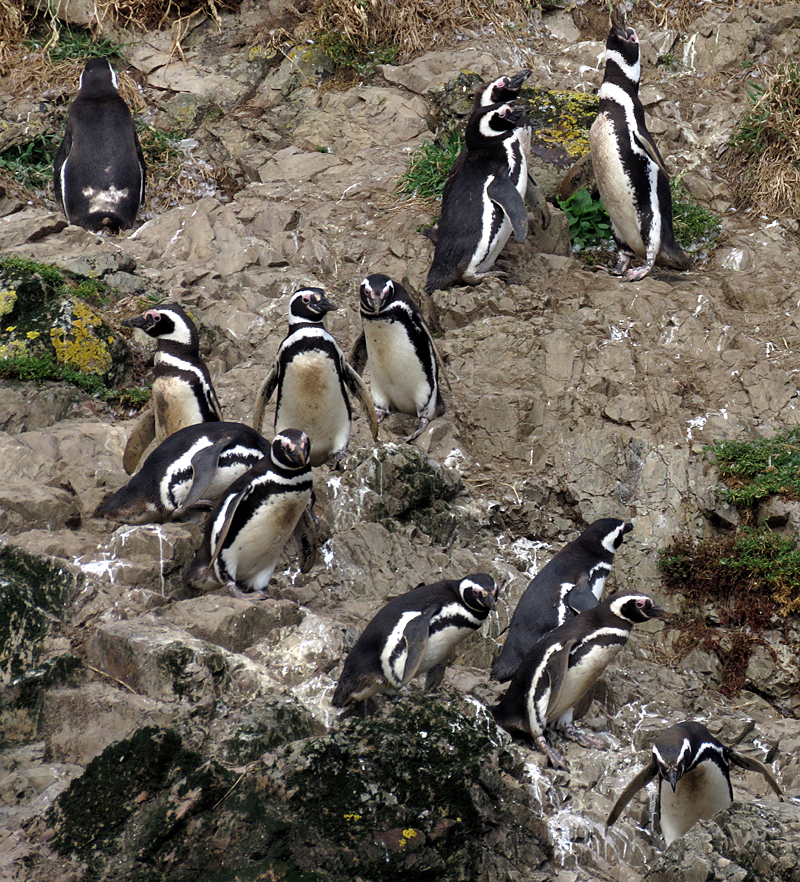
[
  {"left": 492, "top": 591, "right": 665, "bottom": 769},
  {"left": 252, "top": 287, "right": 378, "bottom": 467},
  {"left": 491, "top": 518, "right": 633, "bottom": 683},
  {"left": 122, "top": 304, "right": 223, "bottom": 474},
  {"left": 589, "top": 13, "right": 692, "bottom": 281},
  {"left": 184, "top": 428, "right": 314, "bottom": 595},
  {"left": 425, "top": 102, "right": 531, "bottom": 293},
  {"left": 351, "top": 274, "right": 445, "bottom": 441},
  {"left": 54, "top": 58, "right": 145, "bottom": 233},
  {"left": 93, "top": 422, "right": 272, "bottom": 524},
  {"left": 332, "top": 573, "right": 498, "bottom": 707},
  {"left": 607, "top": 720, "right": 783, "bottom": 845}
]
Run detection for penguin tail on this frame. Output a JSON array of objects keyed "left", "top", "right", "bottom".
[
  {"left": 424, "top": 265, "right": 459, "bottom": 294},
  {"left": 86, "top": 211, "right": 129, "bottom": 234},
  {"left": 657, "top": 241, "right": 694, "bottom": 271}
]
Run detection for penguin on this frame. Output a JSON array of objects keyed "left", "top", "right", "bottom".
[
  {"left": 491, "top": 519, "right": 633, "bottom": 683},
  {"left": 425, "top": 101, "right": 531, "bottom": 293},
  {"left": 491, "top": 591, "right": 665, "bottom": 769},
  {"left": 589, "top": 13, "right": 692, "bottom": 281},
  {"left": 350, "top": 274, "right": 445, "bottom": 441},
  {"left": 332, "top": 573, "right": 498, "bottom": 707},
  {"left": 93, "top": 422, "right": 272, "bottom": 525},
  {"left": 53, "top": 58, "right": 145, "bottom": 233},
  {"left": 252, "top": 287, "right": 379, "bottom": 467},
  {"left": 607, "top": 720, "right": 783, "bottom": 845},
  {"left": 183, "top": 428, "right": 313, "bottom": 595},
  {"left": 122, "top": 303, "right": 223, "bottom": 474}
]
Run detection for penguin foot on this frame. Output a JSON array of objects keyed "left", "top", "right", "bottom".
[
  {"left": 404, "top": 417, "right": 430, "bottom": 442},
  {"left": 622, "top": 262, "right": 654, "bottom": 282},
  {"left": 561, "top": 724, "right": 607, "bottom": 750},
  {"left": 611, "top": 254, "right": 632, "bottom": 276},
  {"left": 536, "top": 734, "right": 569, "bottom": 770},
  {"left": 375, "top": 406, "right": 388, "bottom": 424},
  {"left": 227, "top": 582, "right": 269, "bottom": 601}
]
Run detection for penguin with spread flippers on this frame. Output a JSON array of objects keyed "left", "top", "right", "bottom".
[
  {"left": 122, "top": 304, "right": 222, "bottom": 474},
  {"left": 491, "top": 519, "right": 633, "bottom": 683},
  {"left": 54, "top": 58, "right": 145, "bottom": 233},
  {"left": 332, "top": 573, "right": 498, "bottom": 708},
  {"left": 183, "top": 428, "right": 313, "bottom": 596},
  {"left": 425, "top": 102, "right": 531, "bottom": 292},
  {"left": 589, "top": 13, "right": 692, "bottom": 281},
  {"left": 252, "top": 287, "right": 378, "bottom": 467},
  {"left": 351, "top": 274, "right": 445, "bottom": 441},
  {"left": 492, "top": 591, "right": 665, "bottom": 769},
  {"left": 94, "top": 422, "right": 272, "bottom": 525},
  {"left": 607, "top": 720, "right": 782, "bottom": 845}
]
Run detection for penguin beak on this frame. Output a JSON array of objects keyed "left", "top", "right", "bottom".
[
  {"left": 610, "top": 11, "right": 628, "bottom": 39},
  {"left": 505, "top": 106, "right": 529, "bottom": 127},
  {"left": 506, "top": 69, "right": 532, "bottom": 92},
  {"left": 319, "top": 296, "right": 337, "bottom": 313},
  {"left": 123, "top": 313, "right": 157, "bottom": 332},
  {"left": 665, "top": 765, "right": 680, "bottom": 791}
]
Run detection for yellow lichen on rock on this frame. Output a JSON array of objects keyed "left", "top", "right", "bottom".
[
  {"left": 0, "top": 287, "right": 17, "bottom": 318},
  {"left": 49, "top": 301, "right": 113, "bottom": 375}
]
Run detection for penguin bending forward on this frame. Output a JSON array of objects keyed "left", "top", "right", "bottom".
[
  {"left": 492, "top": 591, "right": 665, "bottom": 769},
  {"left": 351, "top": 274, "right": 445, "bottom": 441},
  {"left": 122, "top": 304, "right": 222, "bottom": 474},
  {"left": 425, "top": 102, "right": 531, "bottom": 293},
  {"left": 183, "top": 428, "right": 314, "bottom": 596},
  {"left": 252, "top": 287, "right": 379, "bottom": 467},
  {"left": 54, "top": 58, "right": 145, "bottom": 233},
  {"left": 607, "top": 720, "right": 782, "bottom": 845},
  {"left": 589, "top": 13, "right": 692, "bottom": 281},
  {"left": 332, "top": 573, "right": 498, "bottom": 708},
  {"left": 94, "top": 422, "right": 272, "bottom": 524},
  {"left": 491, "top": 518, "right": 633, "bottom": 682}
]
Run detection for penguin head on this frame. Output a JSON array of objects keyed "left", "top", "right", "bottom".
[
  {"left": 607, "top": 13, "right": 640, "bottom": 70},
  {"left": 123, "top": 304, "right": 199, "bottom": 349},
  {"left": 479, "top": 69, "right": 532, "bottom": 106},
  {"left": 79, "top": 58, "right": 119, "bottom": 95},
  {"left": 467, "top": 103, "right": 527, "bottom": 149},
  {"left": 458, "top": 573, "right": 498, "bottom": 612},
  {"left": 359, "top": 274, "right": 397, "bottom": 315},
  {"left": 272, "top": 429, "right": 311, "bottom": 470},
  {"left": 652, "top": 725, "right": 699, "bottom": 792},
  {"left": 606, "top": 591, "right": 667, "bottom": 624},
  {"left": 288, "top": 287, "right": 336, "bottom": 325}
]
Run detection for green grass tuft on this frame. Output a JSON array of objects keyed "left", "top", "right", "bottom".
[
  {"left": 671, "top": 180, "right": 721, "bottom": 252},
  {"left": 398, "top": 129, "right": 463, "bottom": 200},
  {"left": 26, "top": 24, "right": 123, "bottom": 61},
  {"left": 0, "top": 134, "right": 59, "bottom": 192},
  {"left": 0, "top": 351, "right": 109, "bottom": 398},
  {"left": 314, "top": 33, "right": 398, "bottom": 77}
]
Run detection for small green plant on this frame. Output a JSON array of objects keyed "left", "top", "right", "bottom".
[
  {"left": 670, "top": 180, "right": 721, "bottom": 252},
  {"left": 314, "top": 33, "right": 398, "bottom": 77},
  {"left": 0, "top": 256, "right": 63, "bottom": 287},
  {"left": 25, "top": 24, "right": 122, "bottom": 61},
  {"left": 728, "top": 81, "right": 770, "bottom": 156},
  {"left": 0, "top": 351, "right": 109, "bottom": 398},
  {"left": 398, "top": 129, "right": 463, "bottom": 200},
  {"left": 707, "top": 427, "right": 800, "bottom": 507},
  {"left": 0, "top": 256, "right": 113, "bottom": 306},
  {"left": 656, "top": 53, "right": 678, "bottom": 68},
  {"left": 0, "top": 134, "right": 59, "bottom": 192},
  {"left": 557, "top": 188, "right": 611, "bottom": 250}
]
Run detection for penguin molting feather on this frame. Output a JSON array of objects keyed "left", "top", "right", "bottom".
[
  {"left": 252, "top": 287, "right": 378, "bottom": 467},
  {"left": 54, "top": 58, "right": 145, "bottom": 233},
  {"left": 94, "top": 422, "right": 272, "bottom": 525},
  {"left": 122, "top": 303, "right": 222, "bottom": 474},
  {"left": 351, "top": 274, "right": 445, "bottom": 441},
  {"left": 491, "top": 518, "right": 633, "bottom": 683},
  {"left": 607, "top": 720, "right": 783, "bottom": 845},
  {"left": 184, "top": 428, "right": 314, "bottom": 596},
  {"left": 492, "top": 591, "right": 665, "bottom": 769},
  {"left": 425, "top": 102, "right": 532, "bottom": 293},
  {"left": 332, "top": 573, "right": 498, "bottom": 708},
  {"left": 589, "top": 13, "right": 692, "bottom": 281}
]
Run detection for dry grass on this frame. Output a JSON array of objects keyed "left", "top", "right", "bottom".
[
  {"left": 727, "top": 63, "right": 800, "bottom": 218},
  {"left": 639, "top": 0, "right": 783, "bottom": 31}
]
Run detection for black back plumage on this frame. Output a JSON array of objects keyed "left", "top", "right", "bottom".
[
  {"left": 425, "top": 103, "right": 529, "bottom": 293},
  {"left": 332, "top": 573, "right": 498, "bottom": 707},
  {"left": 54, "top": 58, "right": 145, "bottom": 233},
  {"left": 491, "top": 518, "right": 633, "bottom": 682}
]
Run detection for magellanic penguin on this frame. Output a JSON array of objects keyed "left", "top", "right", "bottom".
[
  {"left": 589, "top": 13, "right": 692, "bottom": 282},
  {"left": 425, "top": 102, "right": 532, "bottom": 293},
  {"left": 332, "top": 573, "right": 498, "bottom": 708},
  {"left": 183, "top": 428, "right": 314, "bottom": 596},
  {"left": 252, "top": 287, "right": 379, "bottom": 467},
  {"left": 122, "top": 304, "right": 223, "bottom": 475},
  {"left": 607, "top": 720, "right": 783, "bottom": 845},
  {"left": 54, "top": 58, "right": 145, "bottom": 233},
  {"left": 351, "top": 274, "right": 446, "bottom": 441},
  {"left": 491, "top": 518, "right": 633, "bottom": 682},
  {"left": 93, "top": 422, "right": 272, "bottom": 525},
  {"left": 491, "top": 591, "right": 666, "bottom": 769}
]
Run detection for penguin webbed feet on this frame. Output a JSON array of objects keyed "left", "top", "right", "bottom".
[
  {"left": 226, "top": 581, "right": 270, "bottom": 601},
  {"left": 610, "top": 253, "right": 632, "bottom": 276},
  {"left": 560, "top": 723, "right": 608, "bottom": 751},
  {"left": 404, "top": 417, "right": 430, "bottom": 443},
  {"left": 536, "top": 734, "right": 569, "bottom": 771}
]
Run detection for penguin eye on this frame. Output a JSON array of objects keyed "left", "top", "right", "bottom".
[
  {"left": 302, "top": 294, "right": 311, "bottom": 303},
  {"left": 148, "top": 311, "right": 161, "bottom": 323},
  {"left": 636, "top": 598, "right": 647, "bottom": 609}
]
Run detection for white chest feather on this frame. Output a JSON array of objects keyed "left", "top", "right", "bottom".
[
  {"left": 659, "top": 762, "right": 732, "bottom": 845},
  {"left": 365, "top": 322, "right": 432, "bottom": 417},
  {"left": 380, "top": 611, "right": 422, "bottom": 687},
  {"left": 547, "top": 637, "right": 625, "bottom": 723},
  {"left": 153, "top": 376, "right": 206, "bottom": 439}
]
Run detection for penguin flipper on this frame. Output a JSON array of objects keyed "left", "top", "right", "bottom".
[
  {"left": 207, "top": 487, "right": 251, "bottom": 571},
  {"left": 606, "top": 759, "right": 659, "bottom": 828},
  {"left": 292, "top": 507, "right": 321, "bottom": 574},
  {"left": 566, "top": 574, "right": 599, "bottom": 614},
  {"left": 399, "top": 606, "right": 437, "bottom": 685},
  {"left": 178, "top": 441, "right": 229, "bottom": 511},
  {"left": 525, "top": 173, "right": 552, "bottom": 231},
  {"left": 543, "top": 638, "right": 579, "bottom": 720},
  {"left": 343, "top": 362, "right": 380, "bottom": 441},
  {"left": 424, "top": 660, "right": 448, "bottom": 692},
  {"left": 728, "top": 750, "right": 783, "bottom": 796},
  {"left": 252, "top": 363, "right": 279, "bottom": 433},
  {"left": 487, "top": 175, "right": 528, "bottom": 243},
  {"left": 350, "top": 332, "right": 368, "bottom": 376},
  {"left": 633, "top": 130, "right": 670, "bottom": 179},
  {"left": 123, "top": 408, "right": 156, "bottom": 475}
]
